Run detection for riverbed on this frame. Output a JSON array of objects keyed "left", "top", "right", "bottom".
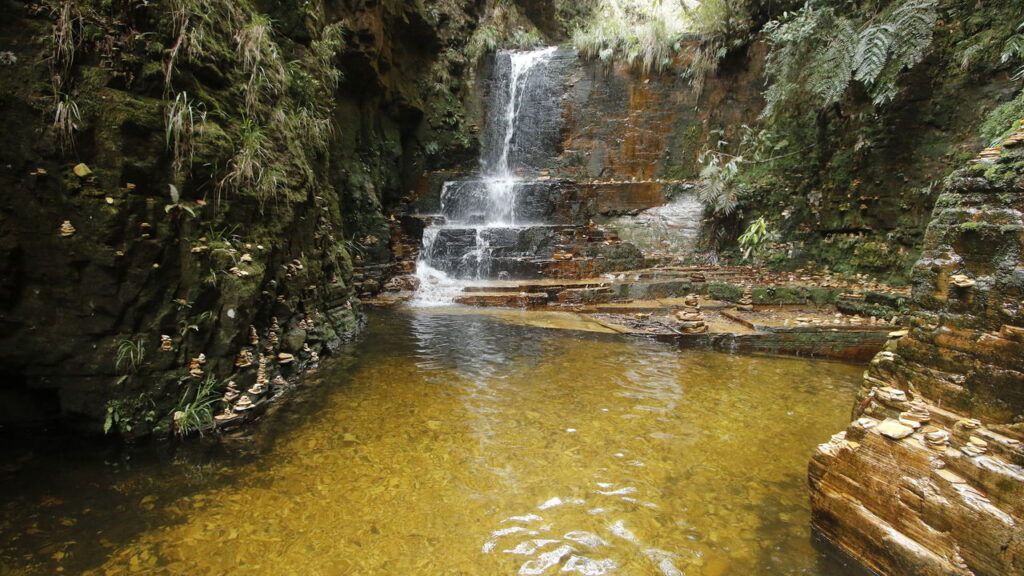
[{"left": 0, "top": 309, "right": 869, "bottom": 575}]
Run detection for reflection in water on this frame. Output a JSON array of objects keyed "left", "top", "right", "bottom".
[{"left": 0, "top": 309, "right": 869, "bottom": 576}]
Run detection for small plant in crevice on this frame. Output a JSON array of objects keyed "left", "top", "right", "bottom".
[
  {"left": 53, "top": 93, "right": 80, "bottom": 153},
  {"left": 203, "top": 266, "right": 222, "bottom": 287},
  {"left": 205, "top": 223, "right": 240, "bottom": 244},
  {"left": 165, "top": 91, "right": 206, "bottom": 175},
  {"left": 115, "top": 338, "right": 146, "bottom": 375},
  {"left": 171, "top": 374, "right": 221, "bottom": 437},
  {"left": 178, "top": 309, "right": 214, "bottom": 339},
  {"left": 104, "top": 393, "right": 157, "bottom": 435},
  {"left": 178, "top": 318, "right": 199, "bottom": 338},
  {"left": 342, "top": 238, "right": 370, "bottom": 263},
  {"left": 165, "top": 184, "right": 198, "bottom": 218}
]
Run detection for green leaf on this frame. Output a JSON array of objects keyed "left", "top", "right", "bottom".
[{"left": 854, "top": 25, "right": 894, "bottom": 85}]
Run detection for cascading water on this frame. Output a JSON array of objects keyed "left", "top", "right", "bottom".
[{"left": 412, "top": 47, "right": 563, "bottom": 305}]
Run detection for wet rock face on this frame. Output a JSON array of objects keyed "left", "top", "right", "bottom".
[
  {"left": 0, "top": 1, "right": 474, "bottom": 434},
  {"left": 809, "top": 139, "right": 1024, "bottom": 575}
]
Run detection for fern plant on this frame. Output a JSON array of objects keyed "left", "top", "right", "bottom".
[
  {"left": 762, "top": 0, "right": 940, "bottom": 117},
  {"left": 1003, "top": 21, "right": 1024, "bottom": 80}
]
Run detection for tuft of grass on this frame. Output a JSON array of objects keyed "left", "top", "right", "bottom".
[
  {"left": 293, "top": 107, "right": 333, "bottom": 154},
  {"left": 312, "top": 21, "right": 347, "bottom": 90},
  {"left": 115, "top": 338, "right": 146, "bottom": 375},
  {"left": 53, "top": 93, "right": 80, "bottom": 153},
  {"left": 49, "top": 0, "right": 80, "bottom": 93},
  {"left": 235, "top": 14, "right": 287, "bottom": 114},
  {"left": 171, "top": 374, "right": 221, "bottom": 437},
  {"left": 572, "top": 0, "right": 689, "bottom": 74},
  {"left": 165, "top": 0, "right": 243, "bottom": 89},
  {"left": 221, "top": 117, "right": 266, "bottom": 191},
  {"left": 165, "top": 91, "right": 206, "bottom": 174}
]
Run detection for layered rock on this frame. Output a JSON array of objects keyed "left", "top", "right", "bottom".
[{"left": 809, "top": 123, "right": 1024, "bottom": 575}]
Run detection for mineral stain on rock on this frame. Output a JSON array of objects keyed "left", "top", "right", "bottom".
[{"left": 1, "top": 1, "right": 1023, "bottom": 575}]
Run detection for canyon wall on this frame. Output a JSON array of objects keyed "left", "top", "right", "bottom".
[
  {"left": 809, "top": 128, "right": 1024, "bottom": 575},
  {"left": 0, "top": 0, "right": 481, "bottom": 434},
  {"left": 544, "top": 2, "right": 1021, "bottom": 279}
]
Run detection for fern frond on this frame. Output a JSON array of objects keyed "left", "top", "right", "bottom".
[
  {"left": 811, "top": 17, "right": 857, "bottom": 106},
  {"left": 853, "top": 24, "right": 894, "bottom": 85},
  {"left": 888, "top": 0, "right": 939, "bottom": 70},
  {"left": 869, "top": 61, "right": 903, "bottom": 105}
]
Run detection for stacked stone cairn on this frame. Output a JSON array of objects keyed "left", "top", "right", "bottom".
[
  {"left": 674, "top": 293, "right": 707, "bottom": 334},
  {"left": 737, "top": 286, "right": 754, "bottom": 311}
]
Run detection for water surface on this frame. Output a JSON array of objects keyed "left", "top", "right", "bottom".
[{"left": 0, "top": 309, "right": 867, "bottom": 576}]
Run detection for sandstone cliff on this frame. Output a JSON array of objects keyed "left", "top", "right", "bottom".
[{"left": 809, "top": 123, "right": 1024, "bottom": 575}]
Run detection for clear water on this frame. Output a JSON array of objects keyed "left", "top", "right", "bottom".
[{"left": 0, "top": 309, "right": 870, "bottom": 576}]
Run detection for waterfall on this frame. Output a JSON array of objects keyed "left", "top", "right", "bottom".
[
  {"left": 481, "top": 46, "right": 557, "bottom": 225},
  {"left": 412, "top": 47, "right": 563, "bottom": 305}
]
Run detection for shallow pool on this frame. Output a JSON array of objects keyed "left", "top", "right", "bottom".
[{"left": 0, "top": 309, "right": 869, "bottom": 576}]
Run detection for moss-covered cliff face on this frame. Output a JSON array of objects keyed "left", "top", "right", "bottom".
[
  {"left": 708, "top": 0, "right": 1024, "bottom": 283},
  {"left": 0, "top": 0, "right": 482, "bottom": 435},
  {"left": 554, "top": 0, "right": 1022, "bottom": 283}
]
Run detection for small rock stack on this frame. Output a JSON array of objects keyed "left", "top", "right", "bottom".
[
  {"left": 737, "top": 286, "right": 754, "bottom": 311},
  {"left": 898, "top": 400, "right": 930, "bottom": 429},
  {"left": 674, "top": 294, "right": 707, "bottom": 334},
  {"left": 976, "top": 119, "right": 1024, "bottom": 163},
  {"left": 234, "top": 349, "right": 253, "bottom": 368},
  {"left": 188, "top": 354, "right": 206, "bottom": 378}
]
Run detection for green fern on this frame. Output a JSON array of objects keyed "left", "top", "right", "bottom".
[
  {"left": 889, "top": 0, "right": 939, "bottom": 67},
  {"left": 811, "top": 17, "right": 857, "bottom": 105},
  {"left": 1003, "top": 22, "right": 1024, "bottom": 80},
  {"left": 853, "top": 24, "right": 893, "bottom": 85},
  {"left": 763, "top": 0, "right": 939, "bottom": 116}
]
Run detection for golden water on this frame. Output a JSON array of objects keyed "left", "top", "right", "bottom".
[{"left": 0, "top": 309, "right": 868, "bottom": 576}]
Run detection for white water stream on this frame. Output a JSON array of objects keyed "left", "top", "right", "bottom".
[{"left": 412, "top": 47, "right": 559, "bottom": 306}]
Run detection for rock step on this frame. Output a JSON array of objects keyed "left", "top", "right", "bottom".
[
  {"left": 538, "top": 257, "right": 608, "bottom": 279},
  {"left": 461, "top": 281, "right": 611, "bottom": 294},
  {"left": 453, "top": 292, "right": 549, "bottom": 308},
  {"left": 554, "top": 287, "right": 617, "bottom": 305}
]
